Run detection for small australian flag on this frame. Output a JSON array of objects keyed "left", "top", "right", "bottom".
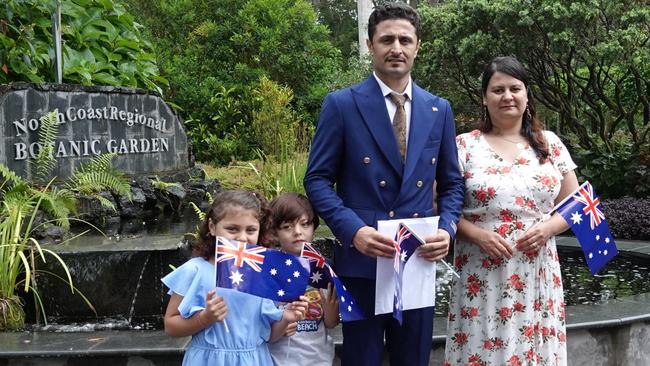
[
  {"left": 215, "top": 237, "right": 309, "bottom": 301},
  {"left": 392, "top": 223, "right": 423, "bottom": 324},
  {"left": 300, "top": 242, "right": 364, "bottom": 322},
  {"left": 555, "top": 181, "right": 618, "bottom": 275}
]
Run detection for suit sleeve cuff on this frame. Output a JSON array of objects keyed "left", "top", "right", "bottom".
[{"left": 438, "top": 220, "right": 457, "bottom": 242}]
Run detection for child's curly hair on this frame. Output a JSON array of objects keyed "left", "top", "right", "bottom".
[{"left": 194, "top": 190, "right": 272, "bottom": 259}]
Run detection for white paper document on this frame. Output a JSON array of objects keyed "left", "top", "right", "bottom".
[{"left": 375, "top": 216, "right": 439, "bottom": 315}]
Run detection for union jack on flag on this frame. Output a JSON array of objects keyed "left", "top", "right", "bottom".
[
  {"left": 215, "top": 237, "right": 309, "bottom": 301},
  {"left": 301, "top": 242, "right": 326, "bottom": 268},
  {"left": 216, "top": 238, "right": 266, "bottom": 271},
  {"left": 555, "top": 181, "right": 618, "bottom": 275},
  {"left": 572, "top": 182, "right": 605, "bottom": 230},
  {"left": 299, "top": 242, "right": 365, "bottom": 322},
  {"left": 392, "top": 223, "right": 423, "bottom": 324}
]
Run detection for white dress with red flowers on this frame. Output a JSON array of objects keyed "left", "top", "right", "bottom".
[{"left": 444, "top": 130, "right": 576, "bottom": 366}]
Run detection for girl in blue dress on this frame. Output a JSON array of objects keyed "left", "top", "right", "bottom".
[{"left": 162, "top": 190, "right": 308, "bottom": 366}]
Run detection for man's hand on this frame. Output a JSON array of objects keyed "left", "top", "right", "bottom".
[
  {"left": 352, "top": 226, "right": 395, "bottom": 258},
  {"left": 418, "top": 229, "right": 450, "bottom": 261}
]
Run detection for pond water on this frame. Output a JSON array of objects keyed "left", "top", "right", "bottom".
[{"left": 433, "top": 247, "right": 650, "bottom": 317}]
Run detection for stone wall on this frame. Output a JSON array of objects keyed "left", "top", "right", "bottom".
[{"left": 0, "top": 83, "right": 191, "bottom": 180}]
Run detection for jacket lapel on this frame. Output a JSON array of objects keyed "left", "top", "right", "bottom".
[
  {"left": 352, "top": 76, "right": 403, "bottom": 176},
  {"left": 403, "top": 84, "right": 436, "bottom": 182}
]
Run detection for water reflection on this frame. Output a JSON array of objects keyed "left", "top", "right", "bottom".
[{"left": 434, "top": 247, "right": 650, "bottom": 317}]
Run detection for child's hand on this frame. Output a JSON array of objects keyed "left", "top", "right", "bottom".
[
  {"left": 322, "top": 283, "right": 339, "bottom": 307},
  {"left": 284, "top": 321, "right": 298, "bottom": 337},
  {"left": 198, "top": 290, "right": 228, "bottom": 326},
  {"left": 283, "top": 295, "right": 308, "bottom": 323}
]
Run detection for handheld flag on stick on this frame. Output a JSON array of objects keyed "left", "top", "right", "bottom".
[
  {"left": 215, "top": 237, "right": 309, "bottom": 301},
  {"left": 392, "top": 223, "right": 424, "bottom": 324},
  {"left": 300, "top": 242, "right": 332, "bottom": 289},
  {"left": 554, "top": 181, "right": 618, "bottom": 275},
  {"left": 300, "top": 242, "right": 365, "bottom": 322}
]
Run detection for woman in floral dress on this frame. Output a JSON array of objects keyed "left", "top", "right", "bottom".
[{"left": 444, "top": 56, "right": 579, "bottom": 366}]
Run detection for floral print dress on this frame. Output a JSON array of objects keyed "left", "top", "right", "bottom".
[{"left": 444, "top": 130, "right": 576, "bottom": 366}]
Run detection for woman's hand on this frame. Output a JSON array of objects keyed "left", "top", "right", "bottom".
[
  {"left": 476, "top": 230, "right": 514, "bottom": 259},
  {"left": 516, "top": 221, "right": 552, "bottom": 253}
]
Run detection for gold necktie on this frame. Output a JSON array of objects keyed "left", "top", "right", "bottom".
[{"left": 389, "top": 93, "right": 407, "bottom": 162}]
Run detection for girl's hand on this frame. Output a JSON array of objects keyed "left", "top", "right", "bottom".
[
  {"left": 284, "top": 321, "right": 298, "bottom": 337},
  {"left": 477, "top": 230, "right": 514, "bottom": 259},
  {"left": 516, "top": 221, "right": 551, "bottom": 253},
  {"left": 198, "top": 290, "right": 228, "bottom": 326},
  {"left": 283, "top": 296, "right": 308, "bottom": 323}
]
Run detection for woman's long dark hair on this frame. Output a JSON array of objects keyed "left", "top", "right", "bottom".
[{"left": 479, "top": 56, "right": 550, "bottom": 163}]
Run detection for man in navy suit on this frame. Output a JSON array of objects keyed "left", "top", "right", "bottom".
[{"left": 304, "top": 3, "right": 464, "bottom": 365}]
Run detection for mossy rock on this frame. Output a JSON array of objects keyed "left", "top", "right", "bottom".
[{"left": 0, "top": 296, "right": 26, "bottom": 331}]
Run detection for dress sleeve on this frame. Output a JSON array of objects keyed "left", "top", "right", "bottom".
[
  {"left": 161, "top": 258, "right": 208, "bottom": 318},
  {"left": 545, "top": 131, "right": 577, "bottom": 175},
  {"left": 455, "top": 134, "right": 467, "bottom": 176},
  {"left": 259, "top": 298, "right": 284, "bottom": 341}
]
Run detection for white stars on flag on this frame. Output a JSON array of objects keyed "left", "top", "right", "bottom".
[
  {"left": 293, "top": 271, "right": 300, "bottom": 278},
  {"left": 229, "top": 270, "right": 244, "bottom": 286},
  {"left": 277, "top": 289, "right": 285, "bottom": 297},
  {"left": 310, "top": 271, "right": 323, "bottom": 284},
  {"left": 285, "top": 259, "right": 292, "bottom": 266},
  {"left": 570, "top": 211, "right": 583, "bottom": 225},
  {"left": 270, "top": 268, "right": 277, "bottom": 276}
]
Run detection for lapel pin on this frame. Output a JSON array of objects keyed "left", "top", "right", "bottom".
[{"left": 431, "top": 106, "right": 438, "bottom": 112}]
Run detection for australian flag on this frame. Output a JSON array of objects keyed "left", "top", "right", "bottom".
[
  {"left": 300, "top": 242, "right": 332, "bottom": 289},
  {"left": 392, "top": 223, "right": 424, "bottom": 324},
  {"left": 555, "top": 181, "right": 618, "bottom": 275},
  {"left": 215, "top": 237, "right": 309, "bottom": 301},
  {"left": 300, "top": 242, "right": 365, "bottom": 322}
]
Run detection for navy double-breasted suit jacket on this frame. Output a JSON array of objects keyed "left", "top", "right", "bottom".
[{"left": 304, "top": 76, "right": 464, "bottom": 279}]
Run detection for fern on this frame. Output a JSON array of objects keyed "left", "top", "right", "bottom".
[
  {"left": 95, "top": 195, "right": 116, "bottom": 212},
  {"left": 66, "top": 154, "right": 131, "bottom": 200},
  {"left": 29, "top": 111, "right": 59, "bottom": 184},
  {"left": 189, "top": 202, "right": 206, "bottom": 221},
  {"left": 0, "top": 164, "right": 26, "bottom": 190},
  {"left": 32, "top": 187, "right": 76, "bottom": 230}
]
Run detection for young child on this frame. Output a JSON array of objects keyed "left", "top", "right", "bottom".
[
  {"left": 162, "top": 190, "right": 308, "bottom": 366},
  {"left": 265, "top": 193, "right": 339, "bottom": 366}
]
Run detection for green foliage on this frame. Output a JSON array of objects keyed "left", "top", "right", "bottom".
[
  {"left": 66, "top": 153, "right": 132, "bottom": 211},
  {"left": 123, "top": 0, "right": 341, "bottom": 163},
  {"left": 0, "top": 181, "right": 95, "bottom": 330},
  {"left": 30, "top": 110, "right": 59, "bottom": 185},
  {"left": 416, "top": 0, "right": 650, "bottom": 197},
  {"left": 0, "top": 0, "right": 166, "bottom": 93},
  {"left": 311, "top": 0, "right": 359, "bottom": 61},
  {"left": 252, "top": 76, "right": 312, "bottom": 158}
]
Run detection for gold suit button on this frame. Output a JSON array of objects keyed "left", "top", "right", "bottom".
[
  {"left": 389, "top": 211, "right": 395, "bottom": 218},
  {"left": 431, "top": 157, "right": 436, "bottom": 164},
  {"left": 412, "top": 213, "right": 419, "bottom": 218},
  {"left": 379, "top": 180, "right": 386, "bottom": 187},
  {"left": 416, "top": 180, "right": 423, "bottom": 188},
  {"left": 363, "top": 157, "right": 371, "bottom": 164}
]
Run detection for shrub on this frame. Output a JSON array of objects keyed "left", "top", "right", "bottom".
[
  {"left": 601, "top": 198, "right": 650, "bottom": 241},
  {"left": 0, "top": 0, "right": 166, "bottom": 93}
]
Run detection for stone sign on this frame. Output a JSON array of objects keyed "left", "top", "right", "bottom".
[{"left": 0, "top": 83, "right": 192, "bottom": 180}]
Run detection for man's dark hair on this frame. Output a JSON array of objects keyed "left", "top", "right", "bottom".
[{"left": 368, "top": 2, "right": 421, "bottom": 41}]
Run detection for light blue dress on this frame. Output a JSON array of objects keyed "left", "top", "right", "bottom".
[{"left": 162, "top": 257, "right": 283, "bottom": 366}]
